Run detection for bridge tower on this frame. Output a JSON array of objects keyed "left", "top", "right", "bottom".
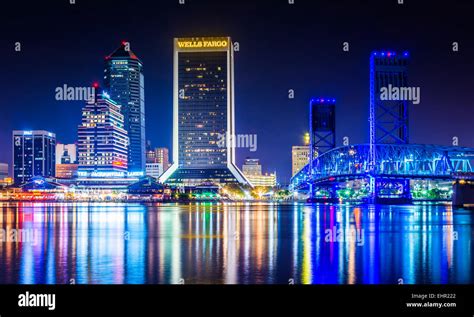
[
  {"left": 369, "top": 51, "right": 411, "bottom": 203},
  {"left": 309, "top": 98, "right": 336, "bottom": 199}
]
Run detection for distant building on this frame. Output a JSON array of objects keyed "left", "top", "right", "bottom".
[
  {"left": 160, "top": 36, "right": 248, "bottom": 186},
  {"left": 0, "top": 163, "right": 11, "bottom": 187},
  {"left": 146, "top": 147, "right": 170, "bottom": 171},
  {"left": 146, "top": 163, "right": 164, "bottom": 179},
  {"left": 155, "top": 148, "right": 170, "bottom": 170},
  {"left": 13, "top": 130, "right": 56, "bottom": 184},
  {"left": 292, "top": 145, "right": 309, "bottom": 177},
  {"left": 242, "top": 158, "right": 276, "bottom": 187},
  {"left": 56, "top": 143, "right": 77, "bottom": 164},
  {"left": 0, "top": 163, "right": 8, "bottom": 179},
  {"left": 242, "top": 158, "right": 262, "bottom": 176},
  {"left": 104, "top": 42, "right": 146, "bottom": 173},
  {"left": 245, "top": 173, "right": 277, "bottom": 187},
  {"left": 77, "top": 90, "right": 129, "bottom": 174}
]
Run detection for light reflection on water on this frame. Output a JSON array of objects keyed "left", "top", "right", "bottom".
[{"left": 0, "top": 202, "right": 472, "bottom": 284}]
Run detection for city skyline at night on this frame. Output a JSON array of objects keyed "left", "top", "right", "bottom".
[
  {"left": 2, "top": 0, "right": 473, "bottom": 183},
  {"left": 1, "top": 1, "right": 474, "bottom": 314}
]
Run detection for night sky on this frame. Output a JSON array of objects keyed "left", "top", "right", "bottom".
[{"left": 1, "top": 0, "right": 473, "bottom": 183}]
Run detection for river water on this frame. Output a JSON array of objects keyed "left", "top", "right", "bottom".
[{"left": 0, "top": 202, "right": 472, "bottom": 284}]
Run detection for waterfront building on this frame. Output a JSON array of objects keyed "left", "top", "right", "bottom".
[
  {"left": 160, "top": 37, "right": 248, "bottom": 186},
  {"left": 104, "top": 42, "right": 146, "bottom": 172},
  {"left": 77, "top": 89, "right": 129, "bottom": 174},
  {"left": 13, "top": 130, "right": 56, "bottom": 184},
  {"left": 55, "top": 164, "right": 79, "bottom": 179},
  {"left": 245, "top": 172, "right": 277, "bottom": 187}
]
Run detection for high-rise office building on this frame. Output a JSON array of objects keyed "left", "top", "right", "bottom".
[
  {"left": 370, "top": 51, "right": 409, "bottom": 145},
  {"left": 77, "top": 90, "right": 129, "bottom": 173},
  {"left": 13, "top": 130, "right": 56, "bottom": 184},
  {"left": 104, "top": 42, "right": 146, "bottom": 172},
  {"left": 292, "top": 145, "right": 310, "bottom": 177},
  {"left": 160, "top": 37, "right": 248, "bottom": 186}
]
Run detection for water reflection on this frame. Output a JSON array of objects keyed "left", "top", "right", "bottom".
[{"left": 0, "top": 202, "right": 472, "bottom": 284}]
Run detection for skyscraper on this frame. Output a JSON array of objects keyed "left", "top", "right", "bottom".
[
  {"left": 77, "top": 90, "right": 129, "bottom": 174},
  {"left": 13, "top": 130, "right": 56, "bottom": 184},
  {"left": 160, "top": 37, "right": 248, "bottom": 186},
  {"left": 104, "top": 42, "right": 146, "bottom": 173}
]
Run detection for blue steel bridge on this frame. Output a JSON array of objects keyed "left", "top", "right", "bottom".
[
  {"left": 290, "top": 143, "right": 474, "bottom": 203},
  {"left": 291, "top": 51, "right": 474, "bottom": 205}
]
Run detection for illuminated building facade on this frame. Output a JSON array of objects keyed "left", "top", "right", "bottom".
[
  {"left": 0, "top": 163, "right": 12, "bottom": 186},
  {"left": 242, "top": 158, "right": 276, "bottom": 187},
  {"left": 245, "top": 173, "right": 277, "bottom": 187},
  {"left": 242, "top": 158, "right": 262, "bottom": 176},
  {"left": 160, "top": 37, "right": 248, "bottom": 186},
  {"left": 13, "top": 130, "right": 56, "bottom": 184},
  {"left": 77, "top": 90, "right": 129, "bottom": 174},
  {"left": 292, "top": 145, "right": 309, "bottom": 177},
  {"left": 104, "top": 42, "right": 146, "bottom": 173},
  {"left": 147, "top": 147, "right": 170, "bottom": 171},
  {"left": 56, "top": 164, "right": 79, "bottom": 179}
]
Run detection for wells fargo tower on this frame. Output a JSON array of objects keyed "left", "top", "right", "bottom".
[{"left": 160, "top": 37, "right": 248, "bottom": 186}]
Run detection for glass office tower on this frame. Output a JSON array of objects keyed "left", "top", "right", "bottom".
[
  {"left": 160, "top": 37, "right": 248, "bottom": 186},
  {"left": 104, "top": 42, "right": 146, "bottom": 172},
  {"left": 12, "top": 130, "right": 56, "bottom": 184}
]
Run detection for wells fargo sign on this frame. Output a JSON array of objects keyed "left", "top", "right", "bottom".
[{"left": 176, "top": 38, "right": 229, "bottom": 50}]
